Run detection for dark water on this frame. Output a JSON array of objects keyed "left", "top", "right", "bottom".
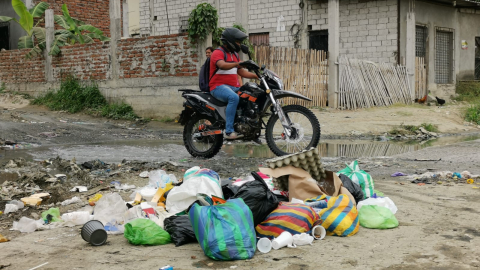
[{"left": 1, "top": 135, "right": 479, "bottom": 164}]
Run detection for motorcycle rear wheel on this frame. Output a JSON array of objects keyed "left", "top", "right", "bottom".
[
  {"left": 265, "top": 105, "right": 321, "bottom": 156},
  {"left": 183, "top": 116, "right": 224, "bottom": 158}
]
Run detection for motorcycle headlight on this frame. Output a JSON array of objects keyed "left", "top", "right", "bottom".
[{"left": 273, "top": 76, "right": 284, "bottom": 90}]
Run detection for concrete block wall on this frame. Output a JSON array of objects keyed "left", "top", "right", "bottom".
[
  {"left": 219, "top": 0, "right": 236, "bottom": 27},
  {"left": 248, "top": 0, "right": 303, "bottom": 47},
  {"left": 307, "top": 0, "right": 398, "bottom": 63},
  {"left": 0, "top": 49, "right": 45, "bottom": 84},
  {"left": 117, "top": 34, "right": 198, "bottom": 79},
  {"left": 339, "top": 0, "right": 398, "bottom": 63}
]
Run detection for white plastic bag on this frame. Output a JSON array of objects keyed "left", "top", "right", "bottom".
[
  {"left": 61, "top": 211, "right": 92, "bottom": 226},
  {"left": 4, "top": 204, "right": 19, "bottom": 214},
  {"left": 93, "top": 193, "right": 127, "bottom": 224},
  {"left": 9, "top": 200, "right": 24, "bottom": 209},
  {"left": 166, "top": 167, "right": 223, "bottom": 214},
  {"left": 13, "top": 217, "right": 41, "bottom": 233},
  {"left": 292, "top": 233, "right": 314, "bottom": 246},
  {"left": 357, "top": 197, "right": 398, "bottom": 214},
  {"left": 61, "top": 196, "right": 82, "bottom": 206}
]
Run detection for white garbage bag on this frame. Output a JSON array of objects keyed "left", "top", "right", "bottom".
[
  {"left": 93, "top": 193, "right": 127, "bottom": 224},
  {"left": 357, "top": 197, "right": 398, "bottom": 214},
  {"left": 166, "top": 167, "right": 223, "bottom": 215}
]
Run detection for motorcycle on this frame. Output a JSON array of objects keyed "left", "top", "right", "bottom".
[{"left": 178, "top": 45, "right": 321, "bottom": 158}]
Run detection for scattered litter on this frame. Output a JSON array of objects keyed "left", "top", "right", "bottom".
[
  {"left": 61, "top": 196, "right": 82, "bottom": 206},
  {"left": 0, "top": 234, "right": 9, "bottom": 243},
  {"left": 27, "top": 262, "right": 49, "bottom": 270},
  {"left": 21, "top": 193, "right": 51, "bottom": 206},
  {"left": 391, "top": 172, "right": 407, "bottom": 177},
  {"left": 70, "top": 186, "right": 88, "bottom": 192},
  {"left": 139, "top": 171, "right": 149, "bottom": 178}
]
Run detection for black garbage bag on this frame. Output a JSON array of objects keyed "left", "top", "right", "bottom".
[
  {"left": 164, "top": 215, "right": 197, "bottom": 247},
  {"left": 232, "top": 172, "right": 279, "bottom": 226},
  {"left": 222, "top": 183, "right": 240, "bottom": 200},
  {"left": 339, "top": 173, "right": 364, "bottom": 204}
]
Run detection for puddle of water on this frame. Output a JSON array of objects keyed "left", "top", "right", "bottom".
[{"left": 1, "top": 135, "right": 479, "bottom": 164}]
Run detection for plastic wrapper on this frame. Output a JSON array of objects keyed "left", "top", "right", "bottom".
[
  {"left": 124, "top": 219, "right": 171, "bottom": 245},
  {"left": 61, "top": 211, "right": 92, "bottom": 226},
  {"left": 93, "top": 193, "right": 127, "bottom": 224},
  {"left": 189, "top": 198, "right": 256, "bottom": 261},
  {"left": 357, "top": 197, "right": 398, "bottom": 214},
  {"left": 337, "top": 160, "right": 375, "bottom": 198},
  {"left": 164, "top": 215, "right": 197, "bottom": 247},
  {"left": 359, "top": 205, "right": 399, "bottom": 229},
  {"left": 41, "top": 208, "right": 62, "bottom": 223},
  {"left": 232, "top": 172, "right": 279, "bottom": 226}
]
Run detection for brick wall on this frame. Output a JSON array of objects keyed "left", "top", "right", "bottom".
[
  {"left": 51, "top": 42, "right": 111, "bottom": 81},
  {"left": 33, "top": 0, "right": 112, "bottom": 36},
  {"left": 0, "top": 49, "right": 45, "bottom": 84},
  {"left": 0, "top": 33, "right": 196, "bottom": 85},
  {"left": 117, "top": 33, "right": 198, "bottom": 78}
]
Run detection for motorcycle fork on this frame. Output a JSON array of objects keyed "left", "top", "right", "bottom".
[{"left": 262, "top": 78, "right": 292, "bottom": 137}]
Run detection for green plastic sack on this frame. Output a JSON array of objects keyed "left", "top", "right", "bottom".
[
  {"left": 41, "top": 208, "right": 62, "bottom": 223},
  {"left": 337, "top": 160, "right": 375, "bottom": 198},
  {"left": 124, "top": 219, "right": 171, "bottom": 245},
  {"left": 359, "top": 205, "right": 398, "bottom": 229}
]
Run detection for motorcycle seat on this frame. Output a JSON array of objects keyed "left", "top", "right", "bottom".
[{"left": 194, "top": 92, "right": 228, "bottom": 107}]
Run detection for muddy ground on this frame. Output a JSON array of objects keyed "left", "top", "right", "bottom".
[{"left": 1, "top": 95, "right": 480, "bottom": 269}]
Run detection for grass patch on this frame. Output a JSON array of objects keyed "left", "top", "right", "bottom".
[
  {"left": 455, "top": 81, "right": 480, "bottom": 124},
  {"left": 158, "top": 116, "right": 175, "bottom": 123},
  {"left": 0, "top": 82, "right": 5, "bottom": 93},
  {"left": 33, "top": 74, "right": 138, "bottom": 120},
  {"left": 465, "top": 104, "right": 480, "bottom": 124},
  {"left": 389, "top": 123, "right": 439, "bottom": 135}
]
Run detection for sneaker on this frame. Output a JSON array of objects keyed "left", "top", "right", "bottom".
[{"left": 224, "top": 132, "right": 244, "bottom": 140}]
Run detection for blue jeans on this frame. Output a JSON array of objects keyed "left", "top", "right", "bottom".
[{"left": 211, "top": 85, "right": 239, "bottom": 134}]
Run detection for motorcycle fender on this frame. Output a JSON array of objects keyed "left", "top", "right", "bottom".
[
  {"left": 262, "top": 90, "right": 312, "bottom": 112},
  {"left": 274, "top": 90, "right": 312, "bottom": 101}
]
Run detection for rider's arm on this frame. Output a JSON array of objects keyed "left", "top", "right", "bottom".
[
  {"left": 238, "top": 68, "right": 259, "bottom": 79},
  {"left": 216, "top": 60, "right": 240, "bottom": 70}
]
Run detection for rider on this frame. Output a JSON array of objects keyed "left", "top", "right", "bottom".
[{"left": 209, "top": 28, "right": 258, "bottom": 140}]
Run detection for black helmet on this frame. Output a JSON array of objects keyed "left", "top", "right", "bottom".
[{"left": 220, "top": 28, "right": 248, "bottom": 53}]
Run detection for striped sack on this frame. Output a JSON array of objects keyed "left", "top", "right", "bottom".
[
  {"left": 318, "top": 194, "right": 359, "bottom": 237},
  {"left": 337, "top": 160, "right": 375, "bottom": 198},
  {"left": 189, "top": 198, "right": 256, "bottom": 261},
  {"left": 256, "top": 202, "right": 321, "bottom": 239}
]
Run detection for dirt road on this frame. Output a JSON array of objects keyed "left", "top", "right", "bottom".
[{"left": 1, "top": 96, "right": 480, "bottom": 270}]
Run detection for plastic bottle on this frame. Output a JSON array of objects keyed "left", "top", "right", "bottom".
[{"left": 88, "top": 194, "right": 103, "bottom": 206}]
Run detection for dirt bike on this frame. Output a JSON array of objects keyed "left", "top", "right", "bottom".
[{"left": 178, "top": 45, "right": 321, "bottom": 158}]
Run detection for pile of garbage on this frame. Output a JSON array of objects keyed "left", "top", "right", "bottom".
[
  {"left": 1, "top": 149, "right": 402, "bottom": 263},
  {"left": 391, "top": 170, "right": 480, "bottom": 186}
]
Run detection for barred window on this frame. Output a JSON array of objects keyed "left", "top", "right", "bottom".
[
  {"left": 415, "top": 25, "right": 427, "bottom": 57},
  {"left": 249, "top": 32, "right": 269, "bottom": 46},
  {"left": 435, "top": 30, "right": 454, "bottom": 84}
]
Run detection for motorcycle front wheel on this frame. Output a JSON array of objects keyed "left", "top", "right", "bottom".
[
  {"left": 265, "top": 105, "right": 321, "bottom": 156},
  {"left": 183, "top": 116, "right": 224, "bottom": 158}
]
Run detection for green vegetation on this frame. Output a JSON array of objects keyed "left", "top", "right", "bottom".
[
  {"left": 158, "top": 116, "right": 175, "bottom": 123},
  {"left": 33, "top": 75, "right": 138, "bottom": 120},
  {"left": 187, "top": 3, "right": 218, "bottom": 45},
  {"left": 455, "top": 81, "right": 480, "bottom": 124},
  {"left": 0, "top": 82, "right": 6, "bottom": 93},
  {"left": 0, "top": 0, "right": 108, "bottom": 58},
  {"left": 389, "top": 123, "right": 439, "bottom": 135}
]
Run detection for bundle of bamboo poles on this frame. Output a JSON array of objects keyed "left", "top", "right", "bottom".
[
  {"left": 338, "top": 56, "right": 414, "bottom": 110},
  {"left": 415, "top": 57, "right": 427, "bottom": 99},
  {"left": 254, "top": 46, "right": 328, "bottom": 107}
]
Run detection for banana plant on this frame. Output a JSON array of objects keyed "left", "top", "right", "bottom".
[
  {"left": 54, "top": 4, "right": 109, "bottom": 46},
  {"left": 0, "top": 0, "right": 49, "bottom": 49}
]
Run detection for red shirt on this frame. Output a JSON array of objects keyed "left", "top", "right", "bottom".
[{"left": 209, "top": 47, "right": 240, "bottom": 91}]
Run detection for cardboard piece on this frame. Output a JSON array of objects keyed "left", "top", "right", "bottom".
[
  {"left": 259, "top": 166, "right": 355, "bottom": 205},
  {"left": 21, "top": 193, "right": 51, "bottom": 206}
]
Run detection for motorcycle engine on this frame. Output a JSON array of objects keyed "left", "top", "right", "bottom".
[{"left": 235, "top": 85, "right": 262, "bottom": 137}]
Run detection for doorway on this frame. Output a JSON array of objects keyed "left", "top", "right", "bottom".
[{"left": 0, "top": 22, "right": 10, "bottom": 50}]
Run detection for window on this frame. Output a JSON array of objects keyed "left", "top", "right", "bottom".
[
  {"left": 475, "top": 37, "right": 480, "bottom": 80},
  {"left": 435, "top": 29, "right": 454, "bottom": 84},
  {"left": 415, "top": 25, "right": 427, "bottom": 57},
  {"left": 249, "top": 32, "right": 269, "bottom": 46},
  {"left": 179, "top": 16, "right": 188, "bottom": 33},
  {"left": 309, "top": 30, "right": 328, "bottom": 52},
  {"left": 0, "top": 22, "right": 9, "bottom": 50}
]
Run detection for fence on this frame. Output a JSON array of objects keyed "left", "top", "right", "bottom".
[
  {"left": 254, "top": 46, "right": 328, "bottom": 107},
  {"left": 415, "top": 57, "right": 427, "bottom": 99},
  {"left": 338, "top": 56, "right": 413, "bottom": 110}
]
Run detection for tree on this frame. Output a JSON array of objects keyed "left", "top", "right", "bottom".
[{"left": 0, "top": 0, "right": 49, "bottom": 49}]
